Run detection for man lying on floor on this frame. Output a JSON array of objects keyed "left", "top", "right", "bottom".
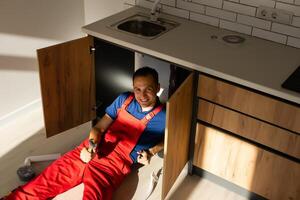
[{"left": 3, "top": 66, "right": 166, "bottom": 200}]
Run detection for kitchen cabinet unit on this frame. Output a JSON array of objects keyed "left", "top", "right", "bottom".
[
  {"left": 38, "top": 6, "right": 300, "bottom": 200},
  {"left": 193, "top": 73, "right": 300, "bottom": 200},
  {"left": 37, "top": 36, "right": 195, "bottom": 199}
]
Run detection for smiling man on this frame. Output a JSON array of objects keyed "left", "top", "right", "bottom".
[{"left": 4, "top": 66, "right": 166, "bottom": 200}]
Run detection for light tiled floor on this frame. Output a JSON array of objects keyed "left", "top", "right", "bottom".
[
  {"left": 54, "top": 154, "right": 247, "bottom": 200},
  {"left": 0, "top": 108, "right": 247, "bottom": 200}
]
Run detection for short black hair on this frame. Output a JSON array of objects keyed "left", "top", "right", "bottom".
[{"left": 133, "top": 66, "right": 159, "bottom": 84}]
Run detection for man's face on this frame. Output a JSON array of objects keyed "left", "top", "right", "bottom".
[{"left": 133, "top": 75, "right": 160, "bottom": 108}]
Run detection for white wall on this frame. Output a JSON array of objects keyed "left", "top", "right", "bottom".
[
  {"left": 0, "top": 0, "right": 85, "bottom": 122},
  {"left": 0, "top": 0, "right": 138, "bottom": 123},
  {"left": 84, "top": 0, "right": 136, "bottom": 24}
]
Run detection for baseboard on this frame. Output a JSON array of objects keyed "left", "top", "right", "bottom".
[{"left": 0, "top": 99, "right": 42, "bottom": 127}]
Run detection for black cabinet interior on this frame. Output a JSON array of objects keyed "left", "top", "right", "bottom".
[
  {"left": 282, "top": 66, "right": 300, "bottom": 94},
  {"left": 93, "top": 39, "right": 191, "bottom": 119},
  {"left": 94, "top": 39, "right": 135, "bottom": 118},
  {"left": 168, "top": 64, "right": 191, "bottom": 97}
]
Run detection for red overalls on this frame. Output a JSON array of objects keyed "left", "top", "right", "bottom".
[{"left": 6, "top": 94, "right": 163, "bottom": 200}]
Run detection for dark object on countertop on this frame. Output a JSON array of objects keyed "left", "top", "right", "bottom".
[
  {"left": 222, "top": 35, "right": 245, "bottom": 44},
  {"left": 17, "top": 165, "right": 35, "bottom": 182},
  {"left": 282, "top": 66, "right": 300, "bottom": 93}
]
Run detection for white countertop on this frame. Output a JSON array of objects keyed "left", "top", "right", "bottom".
[{"left": 82, "top": 6, "right": 300, "bottom": 104}]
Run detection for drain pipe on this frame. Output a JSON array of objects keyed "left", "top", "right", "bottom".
[{"left": 17, "top": 153, "right": 61, "bottom": 182}]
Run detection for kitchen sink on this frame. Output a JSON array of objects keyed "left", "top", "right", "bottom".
[{"left": 110, "top": 14, "right": 179, "bottom": 39}]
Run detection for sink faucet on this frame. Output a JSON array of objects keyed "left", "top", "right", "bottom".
[{"left": 150, "top": 0, "right": 161, "bottom": 21}]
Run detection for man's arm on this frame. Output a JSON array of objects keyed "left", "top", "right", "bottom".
[
  {"left": 89, "top": 114, "right": 114, "bottom": 144},
  {"left": 137, "top": 140, "right": 164, "bottom": 165},
  {"left": 80, "top": 114, "right": 113, "bottom": 163},
  {"left": 149, "top": 140, "right": 164, "bottom": 156}
]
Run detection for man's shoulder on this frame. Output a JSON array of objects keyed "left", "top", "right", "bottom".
[{"left": 114, "top": 92, "right": 132, "bottom": 104}]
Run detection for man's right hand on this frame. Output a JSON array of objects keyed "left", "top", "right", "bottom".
[{"left": 80, "top": 147, "right": 94, "bottom": 163}]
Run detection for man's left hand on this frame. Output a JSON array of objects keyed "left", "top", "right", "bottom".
[{"left": 137, "top": 150, "right": 152, "bottom": 165}]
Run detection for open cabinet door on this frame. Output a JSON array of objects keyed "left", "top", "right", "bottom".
[
  {"left": 162, "top": 73, "right": 194, "bottom": 199},
  {"left": 37, "top": 36, "right": 96, "bottom": 137}
]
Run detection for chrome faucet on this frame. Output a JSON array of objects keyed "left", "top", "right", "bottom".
[{"left": 150, "top": 0, "right": 161, "bottom": 21}]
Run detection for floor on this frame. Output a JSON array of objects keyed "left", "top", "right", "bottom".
[{"left": 0, "top": 107, "right": 247, "bottom": 200}]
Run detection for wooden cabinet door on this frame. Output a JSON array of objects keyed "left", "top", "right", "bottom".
[
  {"left": 162, "top": 73, "right": 194, "bottom": 199},
  {"left": 193, "top": 123, "right": 300, "bottom": 200},
  {"left": 37, "top": 36, "right": 96, "bottom": 137}
]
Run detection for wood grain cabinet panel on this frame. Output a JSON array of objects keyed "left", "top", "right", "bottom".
[
  {"left": 193, "top": 123, "right": 300, "bottom": 200},
  {"left": 198, "top": 99, "right": 300, "bottom": 159},
  {"left": 162, "top": 73, "right": 194, "bottom": 199},
  {"left": 37, "top": 36, "right": 96, "bottom": 137},
  {"left": 197, "top": 74, "right": 300, "bottom": 133}
]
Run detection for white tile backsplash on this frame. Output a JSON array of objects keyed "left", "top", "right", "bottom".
[
  {"left": 136, "top": 0, "right": 156, "bottom": 9},
  {"left": 134, "top": 0, "right": 300, "bottom": 48},
  {"left": 277, "top": 0, "right": 294, "bottom": 4},
  {"left": 162, "top": 5, "right": 189, "bottom": 19},
  {"left": 253, "top": 28, "right": 287, "bottom": 43},
  {"left": 223, "top": 1, "right": 257, "bottom": 16},
  {"left": 192, "top": 0, "right": 223, "bottom": 9},
  {"left": 240, "top": 0, "right": 275, "bottom": 8},
  {"left": 161, "top": 0, "right": 176, "bottom": 7},
  {"left": 276, "top": 2, "right": 300, "bottom": 16},
  {"left": 237, "top": 14, "right": 271, "bottom": 30},
  {"left": 272, "top": 23, "right": 300, "bottom": 38},
  {"left": 144, "top": 0, "right": 175, "bottom": 7},
  {"left": 190, "top": 12, "right": 219, "bottom": 27},
  {"left": 292, "top": 16, "right": 300, "bottom": 27},
  {"left": 177, "top": 0, "right": 205, "bottom": 14},
  {"left": 206, "top": 7, "right": 236, "bottom": 21},
  {"left": 287, "top": 36, "right": 300, "bottom": 48},
  {"left": 220, "top": 20, "right": 252, "bottom": 34}
]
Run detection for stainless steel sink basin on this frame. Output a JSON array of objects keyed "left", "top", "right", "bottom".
[{"left": 110, "top": 14, "right": 179, "bottom": 39}]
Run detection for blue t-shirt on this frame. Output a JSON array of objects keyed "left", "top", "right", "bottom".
[{"left": 105, "top": 92, "right": 166, "bottom": 162}]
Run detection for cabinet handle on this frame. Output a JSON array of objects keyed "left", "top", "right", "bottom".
[{"left": 90, "top": 46, "right": 96, "bottom": 54}]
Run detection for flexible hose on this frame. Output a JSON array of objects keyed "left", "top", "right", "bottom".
[{"left": 23, "top": 153, "right": 61, "bottom": 166}]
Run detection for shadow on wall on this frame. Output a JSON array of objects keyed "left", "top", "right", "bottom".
[
  {"left": 0, "top": 0, "right": 85, "bottom": 41},
  {"left": 0, "top": 55, "right": 38, "bottom": 71},
  {"left": 0, "top": 0, "right": 86, "bottom": 121}
]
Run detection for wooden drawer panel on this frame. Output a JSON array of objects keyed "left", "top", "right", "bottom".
[
  {"left": 198, "top": 99, "right": 300, "bottom": 159},
  {"left": 197, "top": 74, "right": 300, "bottom": 133},
  {"left": 193, "top": 123, "right": 300, "bottom": 200}
]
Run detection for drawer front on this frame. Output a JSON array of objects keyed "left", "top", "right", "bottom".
[
  {"left": 193, "top": 123, "right": 300, "bottom": 200},
  {"left": 198, "top": 99, "right": 300, "bottom": 159},
  {"left": 197, "top": 74, "right": 300, "bottom": 133}
]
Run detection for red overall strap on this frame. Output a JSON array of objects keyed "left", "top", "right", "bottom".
[
  {"left": 117, "top": 93, "right": 134, "bottom": 115},
  {"left": 141, "top": 104, "right": 164, "bottom": 125},
  {"left": 117, "top": 93, "right": 163, "bottom": 125}
]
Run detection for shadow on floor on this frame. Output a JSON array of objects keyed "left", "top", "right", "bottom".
[
  {"left": 112, "top": 164, "right": 141, "bottom": 200},
  {"left": 0, "top": 125, "right": 88, "bottom": 197}
]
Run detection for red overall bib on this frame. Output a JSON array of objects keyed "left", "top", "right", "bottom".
[{"left": 6, "top": 94, "right": 163, "bottom": 200}]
